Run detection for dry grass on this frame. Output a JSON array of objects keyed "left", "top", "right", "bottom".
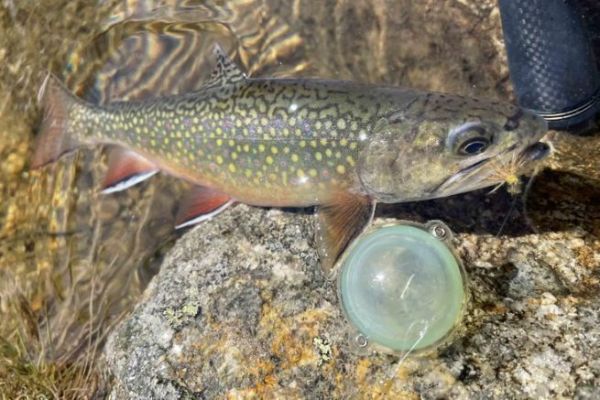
[{"left": 0, "top": 2, "right": 120, "bottom": 398}]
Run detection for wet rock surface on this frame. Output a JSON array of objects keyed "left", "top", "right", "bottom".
[{"left": 106, "top": 181, "right": 600, "bottom": 399}]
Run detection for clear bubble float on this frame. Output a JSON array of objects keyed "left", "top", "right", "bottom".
[{"left": 337, "top": 220, "right": 468, "bottom": 355}]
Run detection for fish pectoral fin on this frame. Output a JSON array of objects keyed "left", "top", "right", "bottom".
[
  {"left": 316, "top": 192, "right": 375, "bottom": 278},
  {"left": 175, "top": 185, "right": 234, "bottom": 229},
  {"left": 101, "top": 148, "right": 159, "bottom": 194}
]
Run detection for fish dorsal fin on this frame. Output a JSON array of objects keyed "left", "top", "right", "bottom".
[
  {"left": 175, "top": 185, "right": 234, "bottom": 229},
  {"left": 101, "top": 148, "right": 159, "bottom": 194},
  {"left": 316, "top": 192, "right": 375, "bottom": 278},
  {"left": 207, "top": 44, "right": 247, "bottom": 87}
]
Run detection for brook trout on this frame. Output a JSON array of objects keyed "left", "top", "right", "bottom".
[{"left": 32, "top": 46, "right": 549, "bottom": 272}]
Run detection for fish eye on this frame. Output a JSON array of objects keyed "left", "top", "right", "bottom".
[
  {"left": 447, "top": 121, "right": 493, "bottom": 156},
  {"left": 458, "top": 137, "right": 490, "bottom": 155}
]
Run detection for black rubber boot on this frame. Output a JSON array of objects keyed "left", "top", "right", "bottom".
[{"left": 499, "top": 0, "right": 600, "bottom": 132}]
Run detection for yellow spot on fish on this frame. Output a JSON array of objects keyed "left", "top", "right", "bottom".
[
  {"left": 231, "top": 152, "right": 238, "bottom": 160},
  {"left": 337, "top": 119, "right": 346, "bottom": 130},
  {"left": 271, "top": 147, "right": 278, "bottom": 154},
  {"left": 216, "top": 155, "right": 224, "bottom": 164},
  {"left": 282, "top": 171, "right": 288, "bottom": 185},
  {"left": 309, "top": 169, "right": 318, "bottom": 177},
  {"left": 325, "top": 149, "right": 333, "bottom": 157},
  {"left": 297, "top": 169, "right": 305, "bottom": 178},
  {"left": 258, "top": 144, "right": 266, "bottom": 152},
  {"left": 245, "top": 169, "right": 252, "bottom": 178},
  {"left": 216, "top": 139, "right": 223, "bottom": 146},
  {"left": 346, "top": 155, "right": 356, "bottom": 166},
  {"left": 291, "top": 154, "right": 299, "bottom": 163},
  {"left": 228, "top": 164, "right": 237, "bottom": 173},
  {"left": 349, "top": 142, "right": 358, "bottom": 150},
  {"left": 299, "top": 140, "right": 306, "bottom": 148},
  {"left": 266, "top": 156, "right": 274, "bottom": 165},
  {"left": 336, "top": 165, "right": 346, "bottom": 174},
  {"left": 283, "top": 146, "right": 290, "bottom": 154},
  {"left": 315, "top": 152, "right": 323, "bottom": 161},
  {"left": 310, "top": 140, "right": 318, "bottom": 148},
  {"left": 340, "top": 138, "right": 348, "bottom": 147},
  {"left": 243, "top": 144, "right": 250, "bottom": 152},
  {"left": 228, "top": 139, "right": 235, "bottom": 147}
]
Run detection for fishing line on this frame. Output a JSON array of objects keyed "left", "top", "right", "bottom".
[
  {"left": 496, "top": 189, "right": 520, "bottom": 237},
  {"left": 521, "top": 168, "right": 541, "bottom": 235}
]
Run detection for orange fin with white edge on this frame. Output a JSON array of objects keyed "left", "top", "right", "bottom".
[
  {"left": 316, "top": 192, "right": 375, "bottom": 278},
  {"left": 175, "top": 185, "right": 234, "bottom": 229},
  {"left": 31, "top": 73, "right": 81, "bottom": 169},
  {"left": 101, "top": 148, "right": 159, "bottom": 194}
]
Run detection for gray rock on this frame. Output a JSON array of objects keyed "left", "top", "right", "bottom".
[{"left": 105, "top": 197, "right": 600, "bottom": 399}]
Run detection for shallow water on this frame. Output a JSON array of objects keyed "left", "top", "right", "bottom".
[{"left": 0, "top": 0, "right": 599, "bottom": 397}]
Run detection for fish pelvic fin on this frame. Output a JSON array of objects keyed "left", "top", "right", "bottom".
[
  {"left": 316, "top": 192, "right": 375, "bottom": 279},
  {"left": 100, "top": 147, "right": 159, "bottom": 194},
  {"left": 31, "top": 73, "right": 80, "bottom": 169},
  {"left": 175, "top": 185, "right": 234, "bottom": 229}
]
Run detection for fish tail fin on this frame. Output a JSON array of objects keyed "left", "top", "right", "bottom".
[{"left": 31, "top": 73, "right": 82, "bottom": 169}]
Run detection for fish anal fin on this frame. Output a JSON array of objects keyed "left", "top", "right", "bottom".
[
  {"left": 175, "top": 186, "right": 234, "bottom": 229},
  {"left": 31, "top": 73, "right": 80, "bottom": 169},
  {"left": 316, "top": 192, "right": 375, "bottom": 278},
  {"left": 101, "top": 148, "right": 158, "bottom": 194}
]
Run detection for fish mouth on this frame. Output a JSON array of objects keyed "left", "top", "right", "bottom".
[{"left": 431, "top": 141, "right": 551, "bottom": 197}]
